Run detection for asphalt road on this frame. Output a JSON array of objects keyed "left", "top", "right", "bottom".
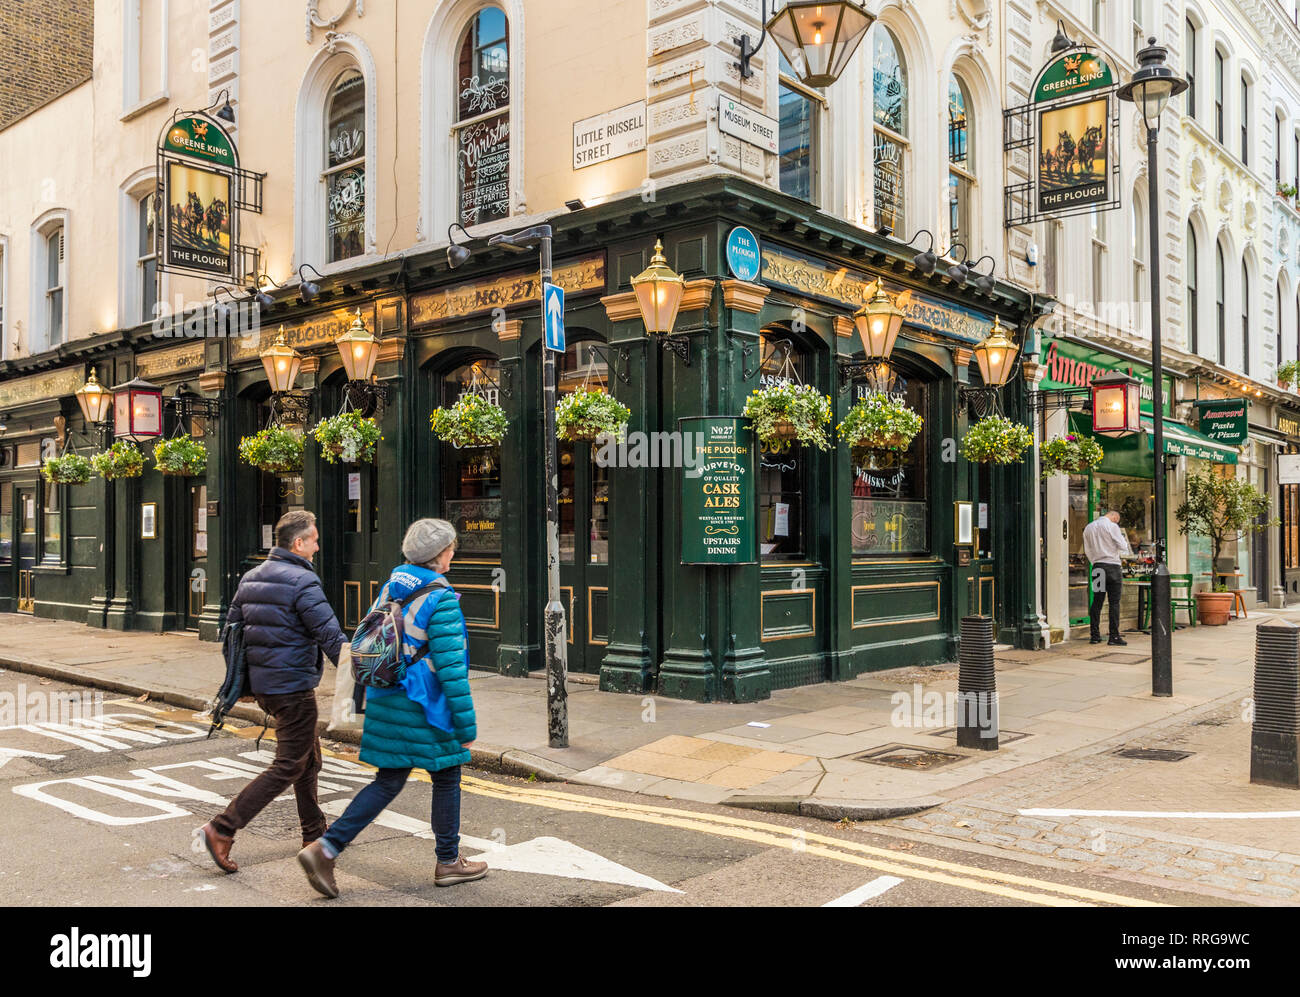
[{"left": 0, "top": 671, "right": 1244, "bottom": 908}]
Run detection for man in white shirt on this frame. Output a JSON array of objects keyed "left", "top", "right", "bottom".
[{"left": 1082, "top": 509, "right": 1131, "bottom": 646}]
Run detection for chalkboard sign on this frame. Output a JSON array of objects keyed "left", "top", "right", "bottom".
[
  {"left": 681, "top": 417, "right": 756, "bottom": 565},
  {"left": 458, "top": 112, "right": 510, "bottom": 225}
]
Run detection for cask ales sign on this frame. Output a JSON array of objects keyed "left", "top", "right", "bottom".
[{"left": 680, "top": 417, "right": 756, "bottom": 565}]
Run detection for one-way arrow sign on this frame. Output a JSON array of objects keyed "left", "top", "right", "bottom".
[{"left": 543, "top": 282, "right": 565, "bottom": 353}]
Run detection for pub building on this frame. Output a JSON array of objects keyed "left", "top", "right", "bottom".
[{"left": 0, "top": 176, "right": 1050, "bottom": 702}]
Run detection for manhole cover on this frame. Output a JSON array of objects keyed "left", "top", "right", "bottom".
[
  {"left": 854, "top": 744, "right": 967, "bottom": 770},
  {"left": 929, "top": 727, "right": 1031, "bottom": 744},
  {"left": 1114, "top": 747, "right": 1193, "bottom": 762}
]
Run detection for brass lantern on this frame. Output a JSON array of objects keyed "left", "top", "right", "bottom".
[
  {"left": 766, "top": 1, "right": 875, "bottom": 89},
  {"left": 1091, "top": 370, "right": 1142, "bottom": 437},
  {"left": 75, "top": 369, "right": 113, "bottom": 424},
  {"left": 260, "top": 326, "right": 303, "bottom": 393},
  {"left": 112, "top": 377, "right": 163, "bottom": 442},
  {"left": 972, "top": 316, "right": 1020, "bottom": 388},
  {"left": 630, "top": 240, "right": 685, "bottom": 336},
  {"left": 335, "top": 308, "right": 379, "bottom": 382},
  {"left": 852, "top": 279, "right": 908, "bottom": 361}
]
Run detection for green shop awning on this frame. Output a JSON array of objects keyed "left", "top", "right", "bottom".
[{"left": 1067, "top": 413, "right": 1238, "bottom": 474}]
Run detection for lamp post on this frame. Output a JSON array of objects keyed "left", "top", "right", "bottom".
[{"left": 1118, "top": 37, "right": 1187, "bottom": 698}]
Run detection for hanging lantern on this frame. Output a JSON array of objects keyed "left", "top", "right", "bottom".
[
  {"left": 75, "top": 369, "right": 113, "bottom": 424},
  {"left": 972, "top": 316, "right": 1020, "bottom": 387},
  {"left": 766, "top": 1, "right": 876, "bottom": 88},
  {"left": 260, "top": 325, "right": 303, "bottom": 393},
  {"left": 335, "top": 308, "right": 380, "bottom": 382},
  {"left": 630, "top": 240, "right": 685, "bottom": 336},
  {"left": 852, "top": 279, "right": 907, "bottom": 361},
  {"left": 1091, "top": 370, "right": 1142, "bottom": 437},
  {"left": 112, "top": 377, "right": 163, "bottom": 442}
]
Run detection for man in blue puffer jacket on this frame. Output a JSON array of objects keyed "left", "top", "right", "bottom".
[
  {"left": 297, "top": 518, "right": 485, "bottom": 898},
  {"left": 200, "top": 509, "right": 346, "bottom": 874}
]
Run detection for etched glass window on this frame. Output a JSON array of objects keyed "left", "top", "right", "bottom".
[
  {"left": 850, "top": 373, "right": 929, "bottom": 555},
  {"left": 441, "top": 359, "right": 503, "bottom": 556},
  {"left": 948, "top": 75, "right": 973, "bottom": 244},
  {"left": 324, "top": 68, "right": 366, "bottom": 263},
  {"left": 455, "top": 7, "right": 510, "bottom": 226},
  {"left": 872, "top": 28, "right": 908, "bottom": 234}
]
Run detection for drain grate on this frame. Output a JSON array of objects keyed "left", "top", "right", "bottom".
[
  {"left": 1114, "top": 747, "right": 1193, "bottom": 762},
  {"left": 929, "top": 727, "right": 1031, "bottom": 744},
  {"left": 853, "top": 744, "right": 967, "bottom": 770}
]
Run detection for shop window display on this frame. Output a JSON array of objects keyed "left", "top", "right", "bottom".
[
  {"left": 441, "top": 359, "right": 503, "bottom": 556},
  {"left": 850, "top": 372, "right": 928, "bottom": 555}
]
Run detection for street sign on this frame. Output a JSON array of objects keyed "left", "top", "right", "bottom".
[
  {"left": 1194, "top": 398, "right": 1249, "bottom": 445},
  {"left": 726, "top": 226, "right": 761, "bottom": 282},
  {"left": 572, "top": 100, "right": 647, "bottom": 169},
  {"left": 543, "top": 282, "right": 565, "bottom": 353},
  {"left": 717, "top": 97, "right": 779, "bottom": 154},
  {"left": 1280, "top": 453, "right": 1300, "bottom": 485},
  {"left": 680, "top": 416, "right": 756, "bottom": 565}
]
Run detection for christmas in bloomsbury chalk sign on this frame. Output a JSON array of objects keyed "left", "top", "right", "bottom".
[{"left": 680, "top": 417, "right": 756, "bottom": 565}]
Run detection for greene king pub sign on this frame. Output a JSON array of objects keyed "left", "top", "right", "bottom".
[
  {"left": 680, "top": 417, "right": 756, "bottom": 565},
  {"left": 1035, "top": 51, "right": 1114, "bottom": 215}
]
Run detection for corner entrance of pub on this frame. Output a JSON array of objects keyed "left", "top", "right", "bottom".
[{"left": 15, "top": 483, "right": 36, "bottom": 613}]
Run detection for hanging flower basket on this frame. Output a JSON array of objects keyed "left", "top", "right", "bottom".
[
  {"left": 1040, "top": 433, "right": 1104, "bottom": 477},
  {"left": 238, "top": 426, "right": 304, "bottom": 474},
  {"left": 1278, "top": 360, "right": 1299, "bottom": 390},
  {"left": 41, "top": 453, "right": 93, "bottom": 485},
  {"left": 961, "top": 415, "right": 1034, "bottom": 465},
  {"left": 90, "top": 441, "right": 145, "bottom": 480},
  {"left": 741, "top": 383, "right": 832, "bottom": 450},
  {"left": 153, "top": 437, "right": 208, "bottom": 477},
  {"left": 314, "top": 411, "right": 382, "bottom": 464},
  {"left": 555, "top": 388, "right": 631, "bottom": 442},
  {"left": 837, "top": 394, "right": 924, "bottom": 465},
  {"left": 430, "top": 392, "right": 509, "bottom": 448}
]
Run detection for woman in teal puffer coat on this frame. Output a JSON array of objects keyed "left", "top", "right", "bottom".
[{"left": 297, "top": 519, "right": 486, "bottom": 899}]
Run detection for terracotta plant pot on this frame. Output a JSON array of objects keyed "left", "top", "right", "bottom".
[
  {"left": 771, "top": 419, "right": 800, "bottom": 441},
  {"left": 1195, "top": 590, "right": 1234, "bottom": 626}
]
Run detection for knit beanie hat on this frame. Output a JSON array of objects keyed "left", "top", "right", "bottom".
[{"left": 402, "top": 518, "right": 457, "bottom": 565}]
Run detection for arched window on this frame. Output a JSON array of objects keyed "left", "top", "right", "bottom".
[
  {"left": 1215, "top": 241, "right": 1226, "bottom": 362},
  {"left": 441, "top": 358, "right": 503, "bottom": 556},
  {"left": 136, "top": 192, "right": 157, "bottom": 323},
  {"left": 872, "top": 27, "right": 908, "bottom": 234},
  {"left": 1277, "top": 280, "right": 1284, "bottom": 378},
  {"left": 779, "top": 51, "right": 819, "bottom": 202},
  {"left": 1184, "top": 18, "right": 1197, "bottom": 118},
  {"left": 1214, "top": 49, "right": 1225, "bottom": 143},
  {"left": 1276, "top": 111, "right": 1285, "bottom": 183},
  {"left": 1240, "top": 74, "right": 1251, "bottom": 164},
  {"left": 1186, "top": 224, "right": 1198, "bottom": 353},
  {"left": 1242, "top": 262, "right": 1250, "bottom": 373},
  {"left": 455, "top": 7, "right": 510, "bottom": 226},
  {"left": 324, "top": 69, "right": 366, "bottom": 263},
  {"left": 948, "top": 75, "right": 974, "bottom": 244},
  {"left": 1131, "top": 191, "right": 1147, "bottom": 331}
]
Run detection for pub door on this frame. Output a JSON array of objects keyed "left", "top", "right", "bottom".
[
  {"left": 181, "top": 481, "right": 209, "bottom": 630},
  {"left": 336, "top": 459, "right": 383, "bottom": 631},
  {"left": 15, "top": 483, "right": 37, "bottom": 613},
  {"left": 557, "top": 438, "right": 610, "bottom": 674}
]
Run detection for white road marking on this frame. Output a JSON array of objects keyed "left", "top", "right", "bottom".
[
  {"left": 0, "top": 746, "right": 64, "bottom": 769},
  {"left": 1021, "top": 808, "right": 1300, "bottom": 819},
  {"left": 322, "top": 800, "right": 682, "bottom": 892},
  {"left": 822, "top": 875, "right": 905, "bottom": 906}
]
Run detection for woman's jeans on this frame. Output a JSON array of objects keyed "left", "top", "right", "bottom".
[{"left": 321, "top": 765, "right": 462, "bottom": 864}]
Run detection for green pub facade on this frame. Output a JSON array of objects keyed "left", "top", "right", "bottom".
[{"left": 0, "top": 176, "right": 1049, "bottom": 701}]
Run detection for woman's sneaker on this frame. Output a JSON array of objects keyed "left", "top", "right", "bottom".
[{"left": 435, "top": 855, "right": 488, "bottom": 886}]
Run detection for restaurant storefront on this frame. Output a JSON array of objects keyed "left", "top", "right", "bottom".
[{"left": 0, "top": 176, "right": 1049, "bottom": 701}]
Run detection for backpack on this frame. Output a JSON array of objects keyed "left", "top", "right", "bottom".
[
  {"left": 350, "top": 577, "right": 449, "bottom": 689},
  {"left": 208, "top": 620, "right": 248, "bottom": 738}
]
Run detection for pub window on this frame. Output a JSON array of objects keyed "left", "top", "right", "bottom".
[
  {"left": 948, "top": 75, "right": 974, "bottom": 246},
  {"left": 1186, "top": 224, "right": 1198, "bottom": 354},
  {"left": 441, "top": 359, "right": 503, "bottom": 556},
  {"left": 41, "top": 479, "right": 62, "bottom": 564},
  {"left": 872, "top": 26, "right": 908, "bottom": 235},
  {"left": 557, "top": 341, "right": 610, "bottom": 565},
  {"left": 258, "top": 472, "right": 304, "bottom": 551},
  {"left": 779, "top": 52, "right": 820, "bottom": 203},
  {"left": 137, "top": 193, "right": 158, "bottom": 323},
  {"left": 324, "top": 68, "right": 366, "bottom": 264},
  {"left": 1214, "top": 49, "right": 1224, "bottom": 144},
  {"left": 851, "top": 371, "right": 929, "bottom": 555},
  {"left": 1184, "top": 19, "right": 1197, "bottom": 119},
  {"left": 1215, "top": 240, "right": 1226, "bottom": 363},
  {"left": 757, "top": 336, "right": 808, "bottom": 560},
  {"left": 455, "top": 7, "right": 510, "bottom": 226}
]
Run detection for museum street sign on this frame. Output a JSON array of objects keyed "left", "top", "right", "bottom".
[{"left": 680, "top": 416, "right": 756, "bottom": 565}]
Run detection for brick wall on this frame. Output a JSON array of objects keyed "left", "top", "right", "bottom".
[{"left": 0, "top": 0, "right": 94, "bottom": 132}]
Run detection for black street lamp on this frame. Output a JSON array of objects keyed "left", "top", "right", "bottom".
[{"left": 1118, "top": 37, "right": 1187, "bottom": 698}]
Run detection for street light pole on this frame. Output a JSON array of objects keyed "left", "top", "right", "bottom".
[
  {"left": 1118, "top": 37, "right": 1187, "bottom": 698},
  {"left": 488, "top": 224, "right": 569, "bottom": 746}
]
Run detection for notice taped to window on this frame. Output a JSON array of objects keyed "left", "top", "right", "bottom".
[{"left": 680, "top": 416, "right": 756, "bottom": 565}]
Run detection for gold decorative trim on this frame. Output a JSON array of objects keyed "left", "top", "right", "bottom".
[
  {"left": 198, "top": 370, "right": 227, "bottom": 394},
  {"left": 978, "top": 577, "right": 996, "bottom": 616},
  {"left": 231, "top": 306, "right": 377, "bottom": 361},
  {"left": 343, "top": 581, "right": 362, "bottom": 629},
  {"left": 952, "top": 345, "right": 974, "bottom": 368},
  {"left": 454, "top": 559, "right": 502, "bottom": 566},
  {"left": 680, "top": 278, "right": 715, "bottom": 311},
  {"left": 0, "top": 367, "right": 84, "bottom": 410},
  {"left": 377, "top": 336, "right": 405, "bottom": 364},
  {"left": 1021, "top": 358, "right": 1046, "bottom": 387},
  {"left": 760, "top": 587, "right": 816, "bottom": 642},
  {"left": 853, "top": 558, "right": 941, "bottom": 565},
  {"left": 456, "top": 583, "right": 501, "bottom": 630},
  {"left": 410, "top": 254, "right": 605, "bottom": 327},
  {"left": 298, "top": 355, "right": 322, "bottom": 375},
  {"left": 587, "top": 586, "right": 608, "bottom": 646},
  {"left": 369, "top": 579, "right": 379, "bottom": 607},
  {"left": 851, "top": 580, "right": 941, "bottom": 629},
  {"left": 600, "top": 290, "right": 641, "bottom": 323},
  {"left": 136, "top": 342, "right": 206, "bottom": 379},
  {"left": 17, "top": 570, "right": 34, "bottom": 613},
  {"left": 721, "top": 279, "right": 771, "bottom": 314},
  {"left": 498, "top": 319, "right": 523, "bottom": 342},
  {"left": 833, "top": 315, "right": 855, "bottom": 339}
]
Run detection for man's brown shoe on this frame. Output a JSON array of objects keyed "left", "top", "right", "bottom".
[
  {"left": 297, "top": 841, "right": 339, "bottom": 899},
  {"left": 434, "top": 855, "right": 488, "bottom": 887},
  {"left": 200, "top": 822, "right": 237, "bottom": 873}
]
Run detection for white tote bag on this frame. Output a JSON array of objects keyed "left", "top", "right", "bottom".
[{"left": 327, "top": 643, "right": 364, "bottom": 734}]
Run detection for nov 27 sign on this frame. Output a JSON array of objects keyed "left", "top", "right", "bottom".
[{"left": 680, "top": 417, "right": 756, "bottom": 565}]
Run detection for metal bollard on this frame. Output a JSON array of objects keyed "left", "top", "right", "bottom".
[
  {"left": 1251, "top": 620, "right": 1300, "bottom": 789},
  {"left": 957, "top": 615, "right": 999, "bottom": 750}
]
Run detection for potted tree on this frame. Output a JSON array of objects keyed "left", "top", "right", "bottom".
[
  {"left": 555, "top": 388, "right": 631, "bottom": 442},
  {"left": 429, "top": 392, "right": 509, "bottom": 447},
  {"left": 741, "top": 382, "right": 832, "bottom": 450},
  {"left": 238, "top": 426, "right": 304, "bottom": 474},
  {"left": 837, "top": 393, "right": 923, "bottom": 468},
  {"left": 41, "top": 452, "right": 94, "bottom": 485},
  {"left": 1175, "top": 470, "right": 1278, "bottom": 625},
  {"left": 1277, "top": 359, "right": 1299, "bottom": 390},
  {"left": 961, "top": 415, "right": 1034, "bottom": 464},
  {"left": 313, "top": 411, "right": 383, "bottom": 464},
  {"left": 90, "top": 441, "right": 145, "bottom": 480},
  {"left": 153, "top": 437, "right": 208, "bottom": 476},
  {"left": 1040, "top": 433, "right": 1104, "bottom": 477}
]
